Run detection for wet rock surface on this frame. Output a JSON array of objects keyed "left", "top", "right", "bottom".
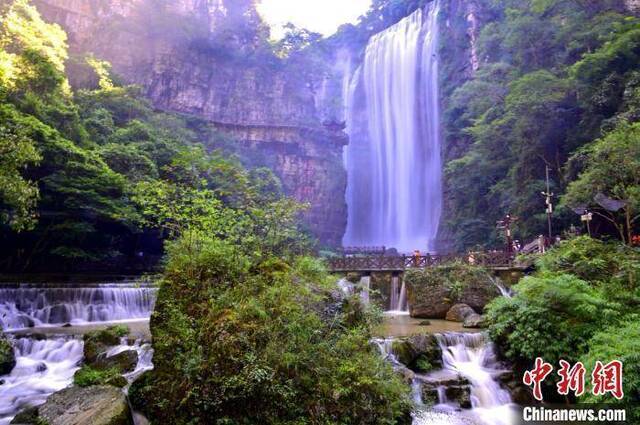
[
  {"left": 94, "top": 349, "right": 139, "bottom": 373},
  {"left": 0, "top": 332, "right": 16, "bottom": 375},
  {"left": 462, "top": 313, "right": 486, "bottom": 328},
  {"left": 445, "top": 304, "right": 476, "bottom": 322},
  {"left": 391, "top": 333, "right": 442, "bottom": 373},
  {"left": 33, "top": 385, "right": 131, "bottom": 425}
]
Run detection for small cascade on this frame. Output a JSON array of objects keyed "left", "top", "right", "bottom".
[
  {"left": 0, "top": 284, "right": 157, "bottom": 331},
  {"left": 491, "top": 278, "right": 513, "bottom": 298},
  {"left": 387, "top": 276, "right": 409, "bottom": 313},
  {"left": 337, "top": 278, "right": 354, "bottom": 296},
  {"left": 435, "top": 333, "right": 516, "bottom": 425},
  {"left": 106, "top": 337, "right": 154, "bottom": 384},
  {"left": 359, "top": 276, "right": 371, "bottom": 305},
  {"left": 374, "top": 331, "right": 517, "bottom": 425},
  {"left": 0, "top": 337, "right": 83, "bottom": 424}
]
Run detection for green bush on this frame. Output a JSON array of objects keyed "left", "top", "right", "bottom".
[
  {"left": 580, "top": 322, "right": 640, "bottom": 421},
  {"left": 73, "top": 365, "right": 126, "bottom": 388},
  {"left": 136, "top": 234, "right": 411, "bottom": 424},
  {"left": 535, "top": 236, "right": 640, "bottom": 295},
  {"left": 486, "top": 273, "right": 622, "bottom": 366}
]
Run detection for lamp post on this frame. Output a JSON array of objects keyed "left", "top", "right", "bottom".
[
  {"left": 497, "top": 214, "right": 517, "bottom": 256},
  {"left": 541, "top": 165, "right": 554, "bottom": 240}
]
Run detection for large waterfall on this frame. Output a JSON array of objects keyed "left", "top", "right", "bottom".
[{"left": 344, "top": 2, "right": 443, "bottom": 253}]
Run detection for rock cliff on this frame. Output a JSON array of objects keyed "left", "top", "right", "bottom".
[{"left": 32, "top": 0, "right": 347, "bottom": 246}]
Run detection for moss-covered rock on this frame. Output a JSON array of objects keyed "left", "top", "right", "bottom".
[
  {"left": 38, "top": 385, "right": 132, "bottom": 425},
  {"left": 74, "top": 365, "right": 127, "bottom": 388},
  {"left": 0, "top": 333, "right": 16, "bottom": 375},
  {"left": 83, "top": 325, "right": 129, "bottom": 364},
  {"left": 10, "top": 406, "right": 40, "bottom": 424},
  {"left": 405, "top": 262, "right": 499, "bottom": 318},
  {"left": 391, "top": 333, "right": 441, "bottom": 373},
  {"left": 94, "top": 349, "right": 138, "bottom": 374},
  {"left": 370, "top": 272, "right": 394, "bottom": 309}
]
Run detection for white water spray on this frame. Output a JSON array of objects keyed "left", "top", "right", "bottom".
[
  {"left": 0, "top": 284, "right": 157, "bottom": 331},
  {"left": 344, "top": 1, "right": 443, "bottom": 252}
]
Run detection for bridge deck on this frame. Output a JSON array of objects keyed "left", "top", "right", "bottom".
[{"left": 328, "top": 252, "right": 515, "bottom": 273}]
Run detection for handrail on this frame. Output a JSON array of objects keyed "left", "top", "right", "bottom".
[{"left": 327, "top": 251, "right": 514, "bottom": 272}]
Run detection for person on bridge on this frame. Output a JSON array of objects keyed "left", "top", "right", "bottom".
[{"left": 413, "top": 250, "right": 421, "bottom": 267}]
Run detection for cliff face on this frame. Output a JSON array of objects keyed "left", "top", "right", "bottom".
[{"left": 32, "top": 0, "right": 347, "bottom": 247}]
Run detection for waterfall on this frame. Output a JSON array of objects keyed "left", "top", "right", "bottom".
[
  {"left": 0, "top": 337, "right": 83, "bottom": 425},
  {"left": 388, "top": 276, "right": 409, "bottom": 313},
  {"left": 491, "top": 278, "right": 513, "bottom": 298},
  {"left": 375, "top": 332, "right": 517, "bottom": 425},
  {"left": 435, "top": 333, "right": 516, "bottom": 425},
  {"left": 359, "top": 276, "right": 371, "bottom": 305},
  {"left": 344, "top": 1, "right": 443, "bottom": 253},
  {"left": 0, "top": 284, "right": 157, "bottom": 331}
]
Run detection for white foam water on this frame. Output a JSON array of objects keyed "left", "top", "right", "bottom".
[
  {"left": 0, "top": 285, "right": 157, "bottom": 331},
  {"left": 434, "top": 333, "right": 518, "bottom": 425},
  {"left": 344, "top": 0, "right": 443, "bottom": 252},
  {"left": 0, "top": 337, "right": 83, "bottom": 425}
]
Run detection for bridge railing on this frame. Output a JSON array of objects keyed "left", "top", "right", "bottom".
[{"left": 328, "top": 251, "right": 513, "bottom": 272}]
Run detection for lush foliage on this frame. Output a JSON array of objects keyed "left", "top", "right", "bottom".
[
  {"left": 131, "top": 233, "right": 411, "bottom": 424},
  {"left": 73, "top": 365, "right": 126, "bottom": 388},
  {"left": 0, "top": 0, "right": 305, "bottom": 272},
  {"left": 442, "top": 0, "right": 640, "bottom": 250},
  {"left": 487, "top": 237, "right": 639, "bottom": 401},
  {"left": 579, "top": 321, "right": 640, "bottom": 418}
]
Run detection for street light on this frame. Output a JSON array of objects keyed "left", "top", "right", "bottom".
[{"left": 541, "top": 165, "right": 554, "bottom": 239}]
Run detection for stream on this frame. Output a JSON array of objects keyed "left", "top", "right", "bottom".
[{"left": 0, "top": 282, "right": 156, "bottom": 424}]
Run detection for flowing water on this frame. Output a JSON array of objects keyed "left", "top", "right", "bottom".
[
  {"left": 344, "top": 1, "right": 443, "bottom": 253},
  {"left": 433, "top": 333, "right": 517, "bottom": 425},
  {"left": 376, "top": 331, "right": 518, "bottom": 425},
  {"left": 491, "top": 279, "right": 513, "bottom": 298},
  {"left": 388, "top": 276, "right": 409, "bottom": 313},
  {"left": 0, "top": 284, "right": 157, "bottom": 331},
  {"left": 0, "top": 283, "right": 157, "bottom": 424},
  {"left": 0, "top": 337, "right": 83, "bottom": 425}
]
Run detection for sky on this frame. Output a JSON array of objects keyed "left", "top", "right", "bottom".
[{"left": 257, "top": 0, "right": 372, "bottom": 39}]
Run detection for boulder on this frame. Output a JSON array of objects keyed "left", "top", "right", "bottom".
[
  {"left": 445, "top": 385, "right": 472, "bottom": 408},
  {"left": 0, "top": 332, "right": 15, "bottom": 375},
  {"left": 83, "top": 326, "right": 129, "bottom": 364},
  {"left": 405, "top": 264, "right": 499, "bottom": 319},
  {"left": 445, "top": 304, "right": 476, "bottom": 322},
  {"left": 420, "top": 374, "right": 472, "bottom": 408},
  {"left": 463, "top": 313, "right": 486, "bottom": 328},
  {"left": 11, "top": 406, "right": 39, "bottom": 424},
  {"left": 94, "top": 349, "right": 138, "bottom": 373},
  {"left": 391, "top": 334, "right": 441, "bottom": 372},
  {"left": 37, "top": 385, "right": 132, "bottom": 425}
]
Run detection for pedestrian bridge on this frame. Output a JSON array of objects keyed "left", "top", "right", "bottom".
[{"left": 327, "top": 251, "right": 516, "bottom": 273}]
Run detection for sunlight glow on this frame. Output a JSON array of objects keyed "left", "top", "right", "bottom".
[{"left": 257, "top": 0, "right": 371, "bottom": 39}]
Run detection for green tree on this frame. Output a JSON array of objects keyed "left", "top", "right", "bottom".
[
  {"left": 563, "top": 123, "right": 640, "bottom": 244},
  {"left": 0, "top": 122, "right": 40, "bottom": 230}
]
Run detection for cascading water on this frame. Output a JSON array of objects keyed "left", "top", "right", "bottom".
[
  {"left": 0, "top": 282, "right": 157, "bottom": 423},
  {"left": 375, "top": 332, "right": 517, "bottom": 425},
  {"left": 388, "top": 276, "right": 409, "bottom": 313},
  {"left": 344, "top": 1, "right": 443, "bottom": 253},
  {"left": 0, "top": 337, "right": 83, "bottom": 425},
  {"left": 359, "top": 276, "right": 371, "bottom": 305},
  {"left": 491, "top": 278, "right": 513, "bottom": 298},
  {"left": 0, "top": 284, "right": 157, "bottom": 331},
  {"left": 433, "top": 333, "right": 517, "bottom": 425}
]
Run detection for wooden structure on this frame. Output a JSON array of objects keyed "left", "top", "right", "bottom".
[{"left": 328, "top": 251, "right": 514, "bottom": 273}]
